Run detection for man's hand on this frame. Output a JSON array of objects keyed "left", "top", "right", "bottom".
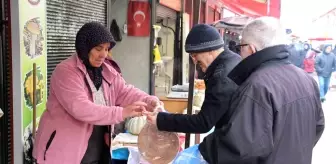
[{"left": 122, "top": 101, "right": 147, "bottom": 119}]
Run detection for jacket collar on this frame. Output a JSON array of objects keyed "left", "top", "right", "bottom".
[
  {"left": 204, "top": 50, "right": 228, "bottom": 80},
  {"left": 228, "top": 45, "right": 289, "bottom": 85},
  {"left": 75, "top": 54, "right": 117, "bottom": 85}
]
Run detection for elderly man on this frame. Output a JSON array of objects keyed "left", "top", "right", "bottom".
[
  {"left": 145, "top": 24, "right": 241, "bottom": 134},
  {"left": 195, "top": 17, "right": 324, "bottom": 164}
]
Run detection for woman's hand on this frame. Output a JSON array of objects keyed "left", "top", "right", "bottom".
[
  {"left": 146, "top": 99, "right": 164, "bottom": 112},
  {"left": 122, "top": 101, "right": 147, "bottom": 119}
]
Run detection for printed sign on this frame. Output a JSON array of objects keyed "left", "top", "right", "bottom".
[{"left": 19, "top": 0, "right": 47, "bottom": 163}]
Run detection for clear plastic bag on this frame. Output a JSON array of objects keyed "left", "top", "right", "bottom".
[
  {"left": 172, "top": 144, "right": 208, "bottom": 164},
  {"left": 138, "top": 123, "right": 179, "bottom": 164},
  {"left": 128, "top": 147, "right": 150, "bottom": 164}
]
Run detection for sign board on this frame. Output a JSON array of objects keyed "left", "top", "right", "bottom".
[
  {"left": 18, "top": 0, "right": 47, "bottom": 162},
  {"left": 159, "top": 0, "right": 181, "bottom": 11}
]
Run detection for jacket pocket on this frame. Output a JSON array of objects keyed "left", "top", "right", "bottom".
[{"left": 44, "top": 130, "right": 56, "bottom": 160}]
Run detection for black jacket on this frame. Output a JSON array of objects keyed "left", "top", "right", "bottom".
[
  {"left": 156, "top": 49, "right": 241, "bottom": 133},
  {"left": 288, "top": 43, "right": 310, "bottom": 69},
  {"left": 199, "top": 45, "right": 325, "bottom": 164}
]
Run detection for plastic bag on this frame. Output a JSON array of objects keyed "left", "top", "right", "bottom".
[
  {"left": 128, "top": 147, "right": 150, "bottom": 164},
  {"left": 193, "top": 89, "right": 205, "bottom": 107},
  {"left": 138, "top": 123, "right": 179, "bottom": 164},
  {"left": 111, "top": 148, "right": 129, "bottom": 160},
  {"left": 172, "top": 144, "right": 208, "bottom": 164}
]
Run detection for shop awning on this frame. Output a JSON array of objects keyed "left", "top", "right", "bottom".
[
  {"left": 212, "top": 16, "right": 254, "bottom": 34},
  {"left": 220, "top": 0, "right": 281, "bottom": 18},
  {"left": 308, "top": 37, "right": 333, "bottom": 41}
]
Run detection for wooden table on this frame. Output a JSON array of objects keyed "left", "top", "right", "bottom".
[{"left": 159, "top": 97, "right": 188, "bottom": 114}]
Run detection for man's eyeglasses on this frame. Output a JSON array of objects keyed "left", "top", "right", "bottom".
[
  {"left": 190, "top": 54, "right": 197, "bottom": 58},
  {"left": 235, "top": 44, "right": 249, "bottom": 48}
]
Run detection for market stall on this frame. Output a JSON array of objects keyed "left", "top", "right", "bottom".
[
  {"left": 211, "top": 16, "right": 254, "bottom": 53},
  {"left": 220, "top": 0, "right": 281, "bottom": 18},
  {"left": 212, "top": 16, "right": 253, "bottom": 42}
]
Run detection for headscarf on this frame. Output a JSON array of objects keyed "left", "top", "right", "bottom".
[{"left": 75, "top": 22, "right": 116, "bottom": 90}]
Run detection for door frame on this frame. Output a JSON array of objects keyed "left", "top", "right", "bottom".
[{"left": 0, "top": 0, "right": 12, "bottom": 163}]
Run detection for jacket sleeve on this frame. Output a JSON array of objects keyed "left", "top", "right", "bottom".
[
  {"left": 332, "top": 55, "right": 336, "bottom": 72},
  {"left": 315, "top": 101, "right": 325, "bottom": 146},
  {"left": 199, "top": 95, "right": 273, "bottom": 164},
  {"left": 50, "top": 64, "right": 124, "bottom": 125},
  {"left": 114, "top": 73, "right": 158, "bottom": 108},
  {"left": 156, "top": 75, "right": 238, "bottom": 133},
  {"left": 315, "top": 55, "right": 322, "bottom": 73}
]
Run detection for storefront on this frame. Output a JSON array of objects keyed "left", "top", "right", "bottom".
[
  {"left": 155, "top": 1, "right": 182, "bottom": 96},
  {"left": 309, "top": 7, "right": 336, "bottom": 42},
  {"left": 6, "top": 0, "right": 109, "bottom": 163},
  {"left": 46, "top": 0, "right": 107, "bottom": 88},
  {"left": 6, "top": 0, "right": 177, "bottom": 162},
  {"left": 0, "top": 0, "right": 12, "bottom": 163},
  {"left": 185, "top": 0, "right": 223, "bottom": 27},
  {"left": 1, "top": 0, "right": 283, "bottom": 163}
]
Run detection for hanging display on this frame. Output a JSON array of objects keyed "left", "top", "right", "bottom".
[{"left": 127, "top": 0, "right": 150, "bottom": 37}]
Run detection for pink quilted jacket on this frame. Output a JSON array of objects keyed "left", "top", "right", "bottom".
[{"left": 33, "top": 54, "right": 157, "bottom": 163}]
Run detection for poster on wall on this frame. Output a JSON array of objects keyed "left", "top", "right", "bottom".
[{"left": 19, "top": 0, "right": 47, "bottom": 163}]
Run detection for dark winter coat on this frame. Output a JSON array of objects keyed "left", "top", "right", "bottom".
[
  {"left": 199, "top": 45, "right": 325, "bottom": 164},
  {"left": 288, "top": 43, "right": 308, "bottom": 68},
  {"left": 315, "top": 44, "right": 336, "bottom": 77},
  {"left": 156, "top": 49, "right": 241, "bottom": 133}
]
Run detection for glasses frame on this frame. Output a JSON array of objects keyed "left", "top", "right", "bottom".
[{"left": 235, "top": 44, "right": 249, "bottom": 48}]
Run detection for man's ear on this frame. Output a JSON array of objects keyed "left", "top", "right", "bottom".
[{"left": 249, "top": 44, "right": 257, "bottom": 54}]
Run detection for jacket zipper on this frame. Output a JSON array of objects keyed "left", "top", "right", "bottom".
[{"left": 44, "top": 130, "right": 56, "bottom": 160}]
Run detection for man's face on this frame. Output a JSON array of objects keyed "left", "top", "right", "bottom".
[
  {"left": 239, "top": 40, "right": 255, "bottom": 59},
  {"left": 190, "top": 52, "right": 211, "bottom": 72},
  {"left": 326, "top": 46, "right": 332, "bottom": 53}
]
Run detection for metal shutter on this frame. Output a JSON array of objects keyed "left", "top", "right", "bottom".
[
  {"left": 157, "top": 5, "right": 177, "bottom": 19},
  {"left": 0, "top": 0, "right": 12, "bottom": 163},
  {"left": 46, "top": 0, "right": 107, "bottom": 88}
]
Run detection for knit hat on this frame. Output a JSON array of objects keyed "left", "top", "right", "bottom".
[
  {"left": 185, "top": 24, "right": 224, "bottom": 53},
  {"left": 75, "top": 22, "right": 116, "bottom": 62}
]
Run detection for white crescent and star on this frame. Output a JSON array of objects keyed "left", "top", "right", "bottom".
[{"left": 133, "top": 10, "right": 146, "bottom": 22}]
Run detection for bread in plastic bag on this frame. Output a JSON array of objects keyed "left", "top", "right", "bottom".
[{"left": 138, "top": 122, "right": 179, "bottom": 164}]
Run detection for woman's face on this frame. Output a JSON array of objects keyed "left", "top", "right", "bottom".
[{"left": 88, "top": 43, "right": 111, "bottom": 67}]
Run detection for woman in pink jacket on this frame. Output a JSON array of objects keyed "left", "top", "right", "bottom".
[{"left": 33, "top": 22, "right": 160, "bottom": 164}]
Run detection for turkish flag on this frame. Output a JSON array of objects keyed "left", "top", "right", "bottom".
[{"left": 127, "top": 0, "right": 150, "bottom": 37}]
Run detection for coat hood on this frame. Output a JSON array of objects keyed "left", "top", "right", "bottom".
[{"left": 322, "top": 44, "right": 332, "bottom": 54}]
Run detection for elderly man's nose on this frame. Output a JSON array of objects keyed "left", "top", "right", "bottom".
[{"left": 192, "top": 58, "right": 197, "bottom": 64}]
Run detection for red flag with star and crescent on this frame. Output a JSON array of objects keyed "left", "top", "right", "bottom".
[{"left": 127, "top": 0, "right": 150, "bottom": 37}]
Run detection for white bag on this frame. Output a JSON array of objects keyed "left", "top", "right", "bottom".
[
  {"left": 127, "top": 147, "right": 150, "bottom": 164},
  {"left": 0, "top": 108, "right": 3, "bottom": 118}
]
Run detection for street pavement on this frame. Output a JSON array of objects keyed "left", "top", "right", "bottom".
[{"left": 312, "top": 89, "right": 336, "bottom": 164}]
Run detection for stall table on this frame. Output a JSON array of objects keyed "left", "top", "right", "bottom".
[{"left": 159, "top": 96, "right": 188, "bottom": 114}]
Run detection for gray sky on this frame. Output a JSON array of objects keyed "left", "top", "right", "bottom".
[{"left": 281, "top": 0, "right": 336, "bottom": 37}]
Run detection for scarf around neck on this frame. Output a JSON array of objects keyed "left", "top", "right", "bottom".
[{"left": 84, "top": 60, "right": 103, "bottom": 90}]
